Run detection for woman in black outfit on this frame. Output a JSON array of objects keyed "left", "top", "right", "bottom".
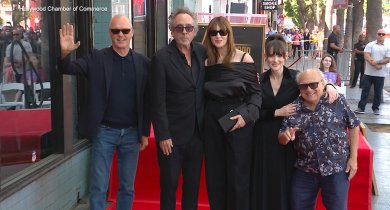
[
  {"left": 250, "top": 34, "right": 339, "bottom": 210},
  {"left": 203, "top": 16, "right": 262, "bottom": 210}
]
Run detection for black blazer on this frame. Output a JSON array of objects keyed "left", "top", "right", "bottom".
[
  {"left": 150, "top": 41, "right": 206, "bottom": 145},
  {"left": 57, "top": 47, "right": 151, "bottom": 141}
]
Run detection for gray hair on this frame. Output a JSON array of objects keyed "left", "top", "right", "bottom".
[
  {"left": 296, "top": 69, "right": 325, "bottom": 84},
  {"left": 168, "top": 7, "right": 198, "bottom": 32}
]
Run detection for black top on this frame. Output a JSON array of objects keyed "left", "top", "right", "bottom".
[
  {"left": 327, "top": 32, "right": 339, "bottom": 54},
  {"left": 251, "top": 66, "right": 300, "bottom": 210},
  {"left": 175, "top": 43, "right": 200, "bottom": 83},
  {"left": 303, "top": 33, "right": 311, "bottom": 42},
  {"left": 102, "top": 48, "right": 138, "bottom": 128},
  {"left": 204, "top": 61, "right": 261, "bottom": 123},
  {"left": 354, "top": 42, "right": 366, "bottom": 60}
]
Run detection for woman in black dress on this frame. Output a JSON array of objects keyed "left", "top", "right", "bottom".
[
  {"left": 250, "top": 35, "right": 339, "bottom": 210},
  {"left": 203, "top": 16, "right": 262, "bottom": 210}
]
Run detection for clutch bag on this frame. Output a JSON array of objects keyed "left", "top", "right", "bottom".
[{"left": 218, "top": 103, "right": 246, "bottom": 133}]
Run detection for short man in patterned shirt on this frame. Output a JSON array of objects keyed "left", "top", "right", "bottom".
[{"left": 278, "top": 69, "right": 360, "bottom": 210}]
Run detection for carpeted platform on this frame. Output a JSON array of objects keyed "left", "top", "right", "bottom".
[
  {"left": 0, "top": 109, "right": 51, "bottom": 166},
  {"left": 108, "top": 127, "right": 372, "bottom": 210}
]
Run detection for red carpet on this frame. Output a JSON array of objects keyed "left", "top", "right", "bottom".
[
  {"left": 108, "top": 127, "right": 372, "bottom": 210},
  {"left": 0, "top": 109, "right": 51, "bottom": 166}
]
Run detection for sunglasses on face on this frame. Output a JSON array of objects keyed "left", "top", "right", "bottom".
[
  {"left": 377, "top": 33, "right": 386, "bottom": 36},
  {"left": 13, "top": 34, "right": 20, "bottom": 36},
  {"left": 110, "top": 29, "right": 132, "bottom": 34},
  {"left": 174, "top": 26, "right": 194, "bottom": 33},
  {"left": 298, "top": 81, "right": 322, "bottom": 90},
  {"left": 208, "top": 30, "right": 228, "bottom": 36}
]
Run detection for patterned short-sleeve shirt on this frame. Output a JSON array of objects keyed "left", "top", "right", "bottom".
[{"left": 279, "top": 93, "right": 360, "bottom": 176}]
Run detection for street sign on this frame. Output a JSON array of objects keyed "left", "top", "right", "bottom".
[
  {"left": 333, "top": 0, "right": 348, "bottom": 9},
  {"left": 262, "top": 0, "right": 278, "bottom": 11}
]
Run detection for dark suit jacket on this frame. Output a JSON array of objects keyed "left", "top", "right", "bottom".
[
  {"left": 150, "top": 41, "right": 206, "bottom": 145},
  {"left": 57, "top": 47, "right": 151, "bottom": 141}
]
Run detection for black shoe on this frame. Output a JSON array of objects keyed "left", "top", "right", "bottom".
[
  {"left": 350, "top": 86, "right": 355, "bottom": 88},
  {"left": 359, "top": 86, "right": 362, "bottom": 88}
]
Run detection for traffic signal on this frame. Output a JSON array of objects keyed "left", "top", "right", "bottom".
[{"left": 387, "top": 0, "right": 389, "bottom": 4}]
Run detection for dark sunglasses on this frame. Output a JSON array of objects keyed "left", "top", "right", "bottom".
[
  {"left": 208, "top": 30, "right": 228, "bottom": 36},
  {"left": 377, "top": 33, "right": 386, "bottom": 36},
  {"left": 174, "top": 26, "right": 194, "bottom": 33},
  {"left": 110, "top": 28, "right": 132, "bottom": 34},
  {"left": 298, "top": 81, "right": 322, "bottom": 90},
  {"left": 13, "top": 34, "right": 20, "bottom": 36}
]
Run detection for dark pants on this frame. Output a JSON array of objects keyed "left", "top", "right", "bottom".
[
  {"left": 304, "top": 42, "right": 310, "bottom": 55},
  {"left": 358, "top": 74, "right": 385, "bottom": 111},
  {"left": 204, "top": 100, "right": 253, "bottom": 210},
  {"left": 351, "top": 59, "right": 365, "bottom": 87},
  {"left": 157, "top": 126, "right": 203, "bottom": 210},
  {"left": 292, "top": 45, "right": 300, "bottom": 58},
  {"left": 291, "top": 170, "right": 350, "bottom": 210}
]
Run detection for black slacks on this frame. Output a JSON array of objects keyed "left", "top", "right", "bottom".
[
  {"left": 304, "top": 42, "right": 310, "bottom": 55},
  {"left": 204, "top": 100, "right": 253, "bottom": 210},
  {"left": 351, "top": 59, "right": 365, "bottom": 87},
  {"left": 157, "top": 125, "right": 204, "bottom": 210},
  {"left": 292, "top": 45, "right": 300, "bottom": 58}
]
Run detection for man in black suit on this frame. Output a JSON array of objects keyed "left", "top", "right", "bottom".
[
  {"left": 150, "top": 7, "right": 205, "bottom": 210},
  {"left": 57, "top": 15, "right": 150, "bottom": 210}
]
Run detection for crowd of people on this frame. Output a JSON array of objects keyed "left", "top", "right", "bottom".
[
  {"left": 268, "top": 26, "right": 325, "bottom": 60},
  {"left": 0, "top": 24, "right": 45, "bottom": 109},
  {"left": 55, "top": 6, "right": 370, "bottom": 210}
]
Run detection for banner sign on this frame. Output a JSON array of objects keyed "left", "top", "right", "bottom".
[
  {"left": 193, "top": 23, "right": 265, "bottom": 73},
  {"left": 262, "top": 0, "right": 278, "bottom": 10},
  {"left": 333, "top": 0, "right": 348, "bottom": 9}
]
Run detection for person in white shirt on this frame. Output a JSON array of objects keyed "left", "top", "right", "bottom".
[
  {"left": 284, "top": 29, "right": 293, "bottom": 59},
  {"left": 354, "top": 29, "right": 390, "bottom": 115}
]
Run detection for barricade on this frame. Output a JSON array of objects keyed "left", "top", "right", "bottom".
[{"left": 292, "top": 49, "right": 352, "bottom": 83}]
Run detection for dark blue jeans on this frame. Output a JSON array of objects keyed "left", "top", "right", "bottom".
[
  {"left": 291, "top": 170, "right": 350, "bottom": 210},
  {"left": 358, "top": 75, "right": 385, "bottom": 111},
  {"left": 89, "top": 124, "right": 140, "bottom": 210}
]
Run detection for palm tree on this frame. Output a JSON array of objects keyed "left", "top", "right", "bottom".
[{"left": 366, "top": 0, "right": 382, "bottom": 43}]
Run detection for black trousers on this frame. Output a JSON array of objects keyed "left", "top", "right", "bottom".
[
  {"left": 351, "top": 59, "right": 365, "bottom": 87},
  {"left": 304, "top": 42, "right": 310, "bottom": 55},
  {"left": 292, "top": 45, "right": 300, "bottom": 58},
  {"left": 204, "top": 100, "right": 253, "bottom": 210},
  {"left": 157, "top": 125, "right": 204, "bottom": 210}
]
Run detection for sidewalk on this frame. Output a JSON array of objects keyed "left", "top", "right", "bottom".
[{"left": 346, "top": 86, "right": 390, "bottom": 210}]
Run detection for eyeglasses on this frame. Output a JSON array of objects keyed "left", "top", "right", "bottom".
[
  {"left": 13, "top": 34, "right": 20, "bottom": 36},
  {"left": 174, "top": 26, "right": 194, "bottom": 33},
  {"left": 377, "top": 33, "right": 386, "bottom": 36},
  {"left": 110, "top": 29, "right": 132, "bottom": 34},
  {"left": 208, "top": 30, "right": 228, "bottom": 36},
  {"left": 298, "top": 81, "right": 322, "bottom": 90}
]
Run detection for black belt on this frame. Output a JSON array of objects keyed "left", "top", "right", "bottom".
[{"left": 207, "top": 96, "right": 248, "bottom": 104}]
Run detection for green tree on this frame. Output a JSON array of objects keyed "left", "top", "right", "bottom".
[
  {"left": 284, "top": 0, "right": 325, "bottom": 30},
  {"left": 383, "top": 0, "right": 390, "bottom": 14}
]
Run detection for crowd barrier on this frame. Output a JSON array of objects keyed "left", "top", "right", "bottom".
[{"left": 291, "top": 49, "right": 352, "bottom": 83}]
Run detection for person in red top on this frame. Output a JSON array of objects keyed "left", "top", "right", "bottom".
[
  {"left": 320, "top": 55, "right": 342, "bottom": 86},
  {"left": 292, "top": 30, "right": 302, "bottom": 59}
]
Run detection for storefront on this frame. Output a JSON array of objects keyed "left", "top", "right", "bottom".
[{"left": 0, "top": 0, "right": 259, "bottom": 208}]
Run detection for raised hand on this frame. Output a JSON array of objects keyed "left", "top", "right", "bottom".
[{"left": 59, "top": 23, "right": 81, "bottom": 58}]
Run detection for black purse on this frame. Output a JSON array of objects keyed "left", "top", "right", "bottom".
[{"left": 218, "top": 103, "right": 247, "bottom": 133}]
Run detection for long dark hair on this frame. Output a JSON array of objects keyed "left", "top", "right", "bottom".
[{"left": 204, "top": 16, "right": 235, "bottom": 68}]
